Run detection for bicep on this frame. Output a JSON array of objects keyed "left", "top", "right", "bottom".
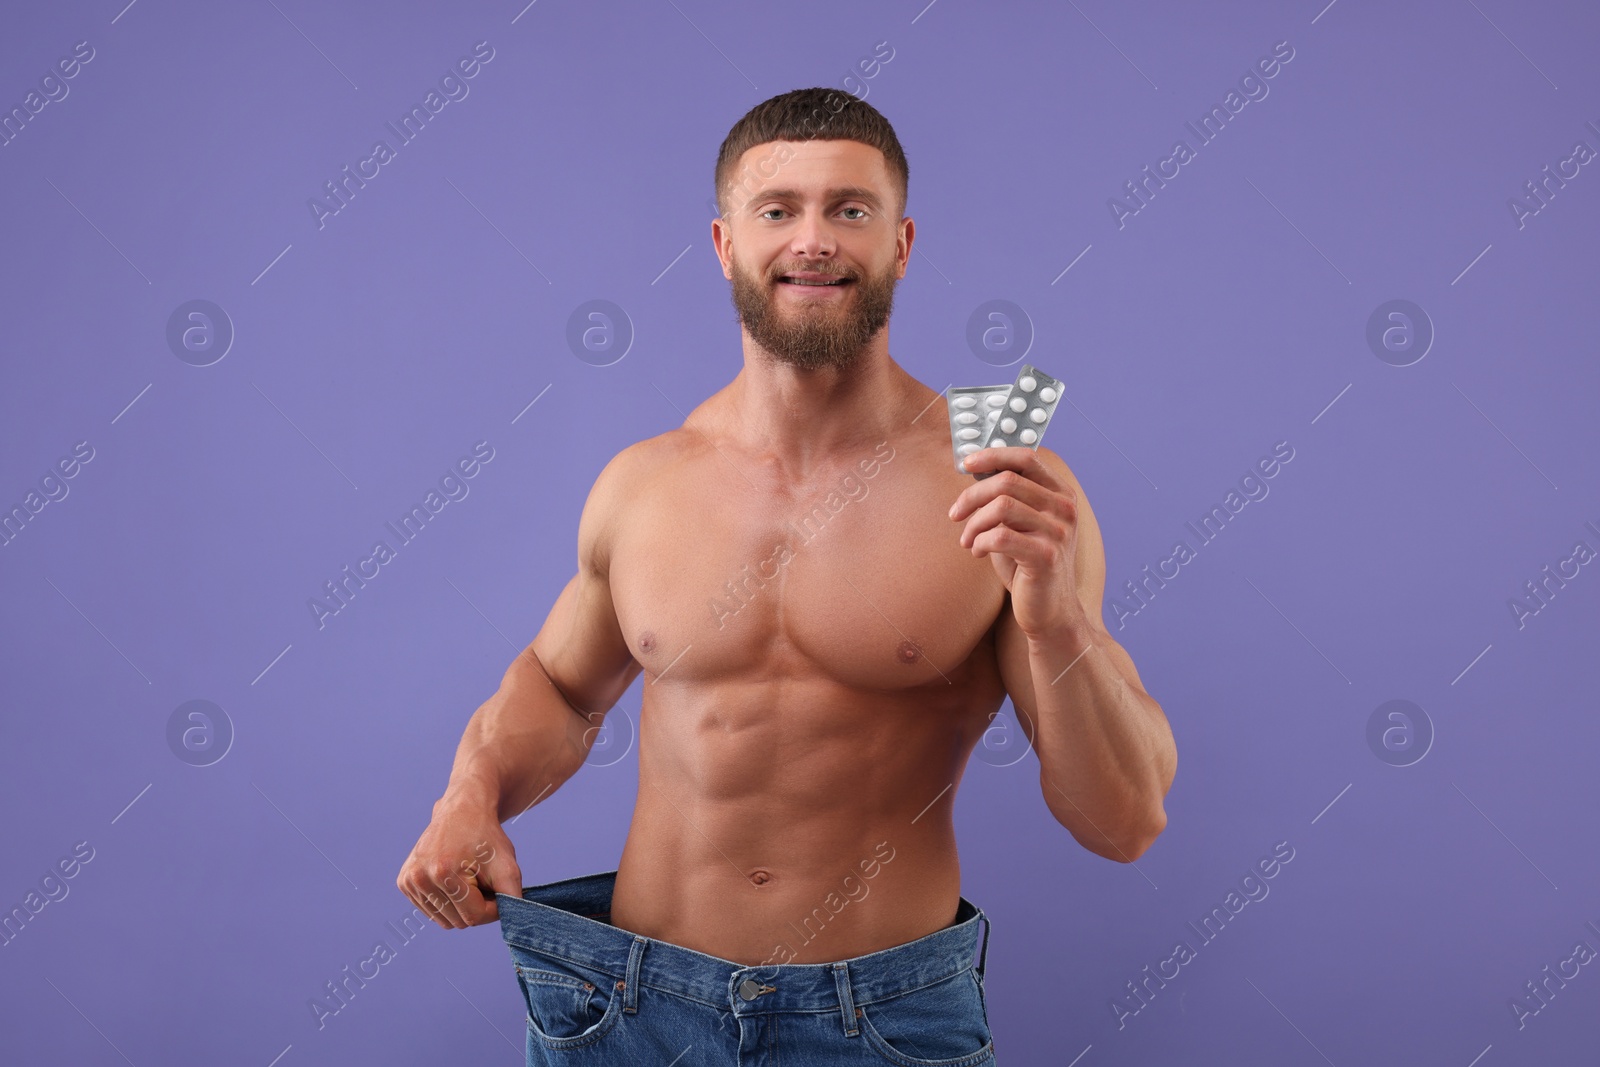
[
  {"left": 517, "top": 446, "right": 646, "bottom": 719},
  {"left": 525, "top": 567, "right": 641, "bottom": 720},
  {"left": 1065, "top": 463, "right": 1148, "bottom": 693}
]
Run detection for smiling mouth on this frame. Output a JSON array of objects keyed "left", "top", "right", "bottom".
[{"left": 778, "top": 274, "right": 854, "bottom": 287}]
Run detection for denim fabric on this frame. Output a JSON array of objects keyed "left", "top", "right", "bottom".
[{"left": 498, "top": 870, "right": 996, "bottom": 1066}]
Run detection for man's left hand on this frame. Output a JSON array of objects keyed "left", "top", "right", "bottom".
[{"left": 949, "top": 446, "right": 1085, "bottom": 639}]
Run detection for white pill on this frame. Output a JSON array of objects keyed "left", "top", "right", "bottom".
[
  {"left": 985, "top": 395, "right": 1006, "bottom": 408},
  {"left": 1021, "top": 428, "right": 1038, "bottom": 444},
  {"left": 955, "top": 411, "right": 978, "bottom": 424},
  {"left": 989, "top": 437, "right": 1005, "bottom": 447},
  {"left": 1019, "top": 375, "right": 1036, "bottom": 392},
  {"left": 1039, "top": 386, "right": 1057, "bottom": 402},
  {"left": 953, "top": 395, "right": 977, "bottom": 409},
  {"left": 1000, "top": 416, "right": 1017, "bottom": 434},
  {"left": 958, "top": 443, "right": 979, "bottom": 454},
  {"left": 957, "top": 427, "right": 980, "bottom": 440},
  {"left": 1009, "top": 397, "right": 1026, "bottom": 412},
  {"left": 1029, "top": 407, "right": 1047, "bottom": 423}
]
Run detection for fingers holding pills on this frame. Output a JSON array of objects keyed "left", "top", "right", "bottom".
[
  {"left": 952, "top": 450, "right": 1074, "bottom": 514},
  {"left": 960, "top": 492, "right": 1060, "bottom": 557},
  {"left": 950, "top": 463, "right": 1076, "bottom": 560},
  {"left": 945, "top": 365, "right": 1080, "bottom": 624}
]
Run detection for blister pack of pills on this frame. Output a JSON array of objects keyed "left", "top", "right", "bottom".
[
  {"left": 947, "top": 363, "right": 1064, "bottom": 479},
  {"left": 945, "top": 384, "right": 1011, "bottom": 472}
]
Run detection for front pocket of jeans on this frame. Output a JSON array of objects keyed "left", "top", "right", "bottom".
[
  {"left": 512, "top": 956, "right": 622, "bottom": 1049},
  {"left": 857, "top": 969, "right": 994, "bottom": 1066}
]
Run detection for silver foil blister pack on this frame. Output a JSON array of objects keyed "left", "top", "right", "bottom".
[
  {"left": 947, "top": 363, "right": 1064, "bottom": 478},
  {"left": 944, "top": 384, "right": 1011, "bottom": 472}
]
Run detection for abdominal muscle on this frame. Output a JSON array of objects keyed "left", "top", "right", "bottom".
[{"left": 606, "top": 679, "right": 986, "bottom": 966}]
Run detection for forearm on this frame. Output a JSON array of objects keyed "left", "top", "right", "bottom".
[
  {"left": 1025, "top": 618, "right": 1173, "bottom": 858},
  {"left": 438, "top": 647, "right": 596, "bottom": 823}
]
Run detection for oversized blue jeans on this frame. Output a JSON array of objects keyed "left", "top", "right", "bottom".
[{"left": 497, "top": 870, "right": 996, "bottom": 1066}]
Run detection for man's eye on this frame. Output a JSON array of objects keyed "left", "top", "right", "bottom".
[{"left": 758, "top": 208, "right": 867, "bottom": 220}]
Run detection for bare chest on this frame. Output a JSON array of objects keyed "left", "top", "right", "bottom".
[{"left": 610, "top": 440, "right": 1006, "bottom": 693}]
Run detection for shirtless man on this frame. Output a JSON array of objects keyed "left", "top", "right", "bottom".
[{"left": 398, "top": 87, "right": 1176, "bottom": 1063}]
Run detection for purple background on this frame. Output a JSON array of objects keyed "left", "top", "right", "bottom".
[{"left": 3, "top": 1, "right": 1597, "bottom": 1064}]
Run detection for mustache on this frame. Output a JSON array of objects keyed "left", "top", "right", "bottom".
[{"left": 772, "top": 265, "right": 855, "bottom": 281}]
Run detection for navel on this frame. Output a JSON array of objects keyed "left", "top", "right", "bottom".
[{"left": 748, "top": 868, "right": 773, "bottom": 886}]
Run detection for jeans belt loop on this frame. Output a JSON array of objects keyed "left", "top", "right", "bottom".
[
  {"left": 832, "top": 961, "right": 860, "bottom": 1037},
  {"left": 622, "top": 935, "right": 648, "bottom": 1014}
]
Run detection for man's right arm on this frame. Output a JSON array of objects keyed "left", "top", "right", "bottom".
[{"left": 397, "top": 445, "right": 647, "bottom": 927}]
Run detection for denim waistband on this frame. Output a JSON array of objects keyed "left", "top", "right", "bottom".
[{"left": 497, "top": 870, "right": 990, "bottom": 1017}]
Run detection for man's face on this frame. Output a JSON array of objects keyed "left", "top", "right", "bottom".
[{"left": 714, "top": 139, "right": 911, "bottom": 372}]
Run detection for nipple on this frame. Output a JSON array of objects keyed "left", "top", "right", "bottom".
[
  {"left": 639, "top": 630, "right": 658, "bottom": 654},
  {"left": 896, "top": 639, "right": 922, "bottom": 664}
]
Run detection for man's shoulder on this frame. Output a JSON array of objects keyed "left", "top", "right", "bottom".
[
  {"left": 578, "top": 429, "right": 708, "bottom": 575},
  {"left": 582, "top": 429, "right": 703, "bottom": 537},
  {"left": 595, "top": 428, "right": 698, "bottom": 492}
]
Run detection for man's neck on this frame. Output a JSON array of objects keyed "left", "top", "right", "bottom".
[{"left": 723, "top": 337, "right": 909, "bottom": 474}]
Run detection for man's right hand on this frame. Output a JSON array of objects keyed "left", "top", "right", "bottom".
[{"left": 397, "top": 796, "right": 523, "bottom": 928}]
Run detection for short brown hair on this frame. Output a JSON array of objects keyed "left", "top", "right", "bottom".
[{"left": 714, "top": 87, "right": 909, "bottom": 220}]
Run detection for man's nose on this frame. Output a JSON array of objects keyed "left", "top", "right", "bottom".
[{"left": 790, "top": 212, "right": 836, "bottom": 258}]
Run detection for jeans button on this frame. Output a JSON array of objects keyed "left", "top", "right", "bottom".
[{"left": 738, "top": 978, "right": 760, "bottom": 1001}]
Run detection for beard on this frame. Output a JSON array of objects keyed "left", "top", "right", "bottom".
[{"left": 729, "top": 254, "right": 899, "bottom": 372}]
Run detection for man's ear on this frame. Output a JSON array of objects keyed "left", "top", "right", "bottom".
[
  {"left": 711, "top": 217, "right": 734, "bottom": 280},
  {"left": 896, "top": 215, "right": 915, "bottom": 278}
]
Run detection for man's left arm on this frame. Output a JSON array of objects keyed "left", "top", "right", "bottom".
[{"left": 951, "top": 445, "right": 1177, "bottom": 862}]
